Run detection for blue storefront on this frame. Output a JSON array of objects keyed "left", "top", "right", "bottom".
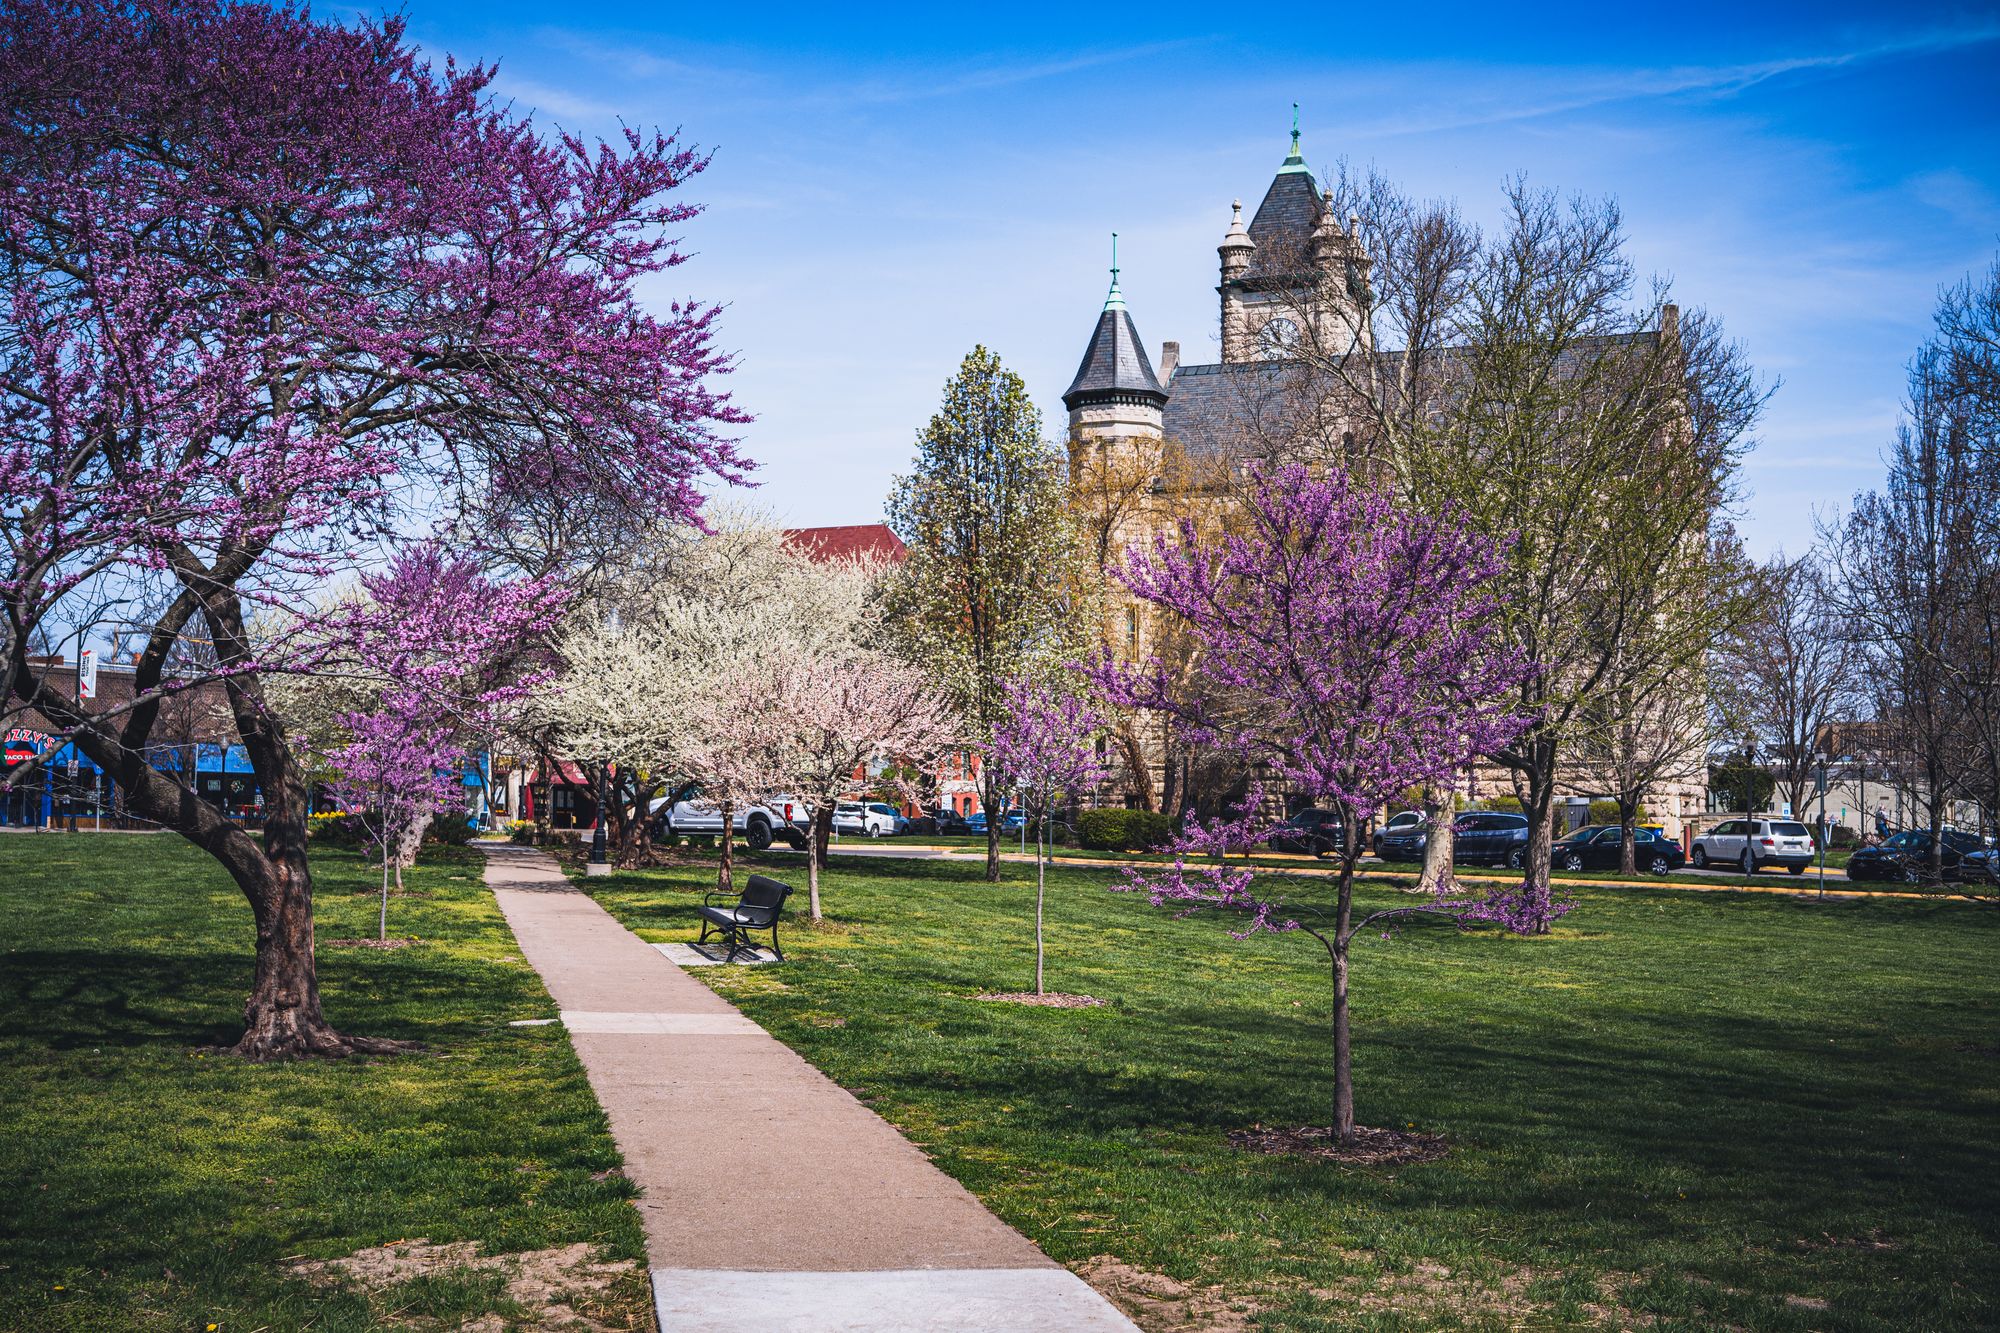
[
  {"left": 1, "top": 729, "right": 268, "bottom": 827},
  {"left": 2, "top": 729, "right": 111, "bottom": 827}
]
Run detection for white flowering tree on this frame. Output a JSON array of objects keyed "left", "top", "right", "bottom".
[
  {"left": 712, "top": 645, "right": 956, "bottom": 920},
  {"left": 531, "top": 512, "right": 884, "bottom": 882}
]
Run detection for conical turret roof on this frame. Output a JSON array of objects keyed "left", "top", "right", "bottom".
[{"left": 1062, "top": 250, "right": 1167, "bottom": 410}]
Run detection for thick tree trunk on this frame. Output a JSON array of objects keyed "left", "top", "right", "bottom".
[
  {"left": 1520, "top": 748, "right": 1559, "bottom": 932},
  {"left": 232, "top": 823, "right": 405, "bottom": 1060},
  {"left": 1415, "top": 785, "right": 1455, "bottom": 893},
  {"left": 1618, "top": 795, "right": 1639, "bottom": 876},
  {"left": 1115, "top": 722, "right": 1155, "bottom": 813}
]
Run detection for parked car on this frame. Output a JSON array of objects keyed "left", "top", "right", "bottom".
[
  {"left": 1452, "top": 812, "right": 1531, "bottom": 868},
  {"left": 925, "top": 807, "right": 974, "bottom": 837},
  {"left": 1551, "top": 824, "right": 1686, "bottom": 875},
  {"left": 1845, "top": 828, "right": 1986, "bottom": 883},
  {"left": 1266, "top": 808, "right": 1345, "bottom": 856},
  {"left": 1958, "top": 846, "right": 2000, "bottom": 887},
  {"left": 1371, "top": 810, "right": 1423, "bottom": 858},
  {"left": 1690, "top": 817, "right": 1816, "bottom": 874},
  {"left": 965, "top": 808, "right": 1025, "bottom": 834},
  {"left": 833, "top": 801, "right": 904, "bottom": 837},
  {"left": 656, "top": 791, "right": 810, "bottom": 850},
  {"left": 1374, "top": 815, "right": 1430, "bottom": 863}
]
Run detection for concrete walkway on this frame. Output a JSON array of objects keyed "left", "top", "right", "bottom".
[{"left": 479, "top": 844, "right": 1136, "bottom": 1332}]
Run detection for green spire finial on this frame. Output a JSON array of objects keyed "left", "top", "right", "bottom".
[
  {"left": 1279, "top": 102, "right": 1310, "bottom": 172},
  {"left": 1103, "top": 231, "right": 1124, "bottom": 311}
]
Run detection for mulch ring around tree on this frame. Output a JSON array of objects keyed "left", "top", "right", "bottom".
[
  {"left": 976, "top": 992, "right": 1104, "bottom": 1008},
  {"left": 1227, "top": 1123, "right": 1449, "bottom": 1166}
]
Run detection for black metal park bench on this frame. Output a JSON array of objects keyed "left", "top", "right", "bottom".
[{"left": 695, "top": 874, "right": 794, "bottom": 963}]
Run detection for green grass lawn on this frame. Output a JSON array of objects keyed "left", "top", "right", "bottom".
[
  {"left": 0, "top": 833, "right": 651, "bottom": 1333},
  {"left": 587, "top": 849, "right": 1999, "bottom": 1332}
]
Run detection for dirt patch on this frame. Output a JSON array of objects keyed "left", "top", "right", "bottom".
[
  {"left": 1227, "top": 1123, "right": 1449, "bottom": 1167},
  {"left": 976, "top": 992, "right": 1104, "bottom": 1008},
  {"left": 321, "top": 938, "right": 413, "bottom": 950},
  {"left": 285, "top": 1237, "right": 643, "bottom": 1331},
  {"left": 1075, "top": 1255, "right": 1260, "bottom": 1332}
]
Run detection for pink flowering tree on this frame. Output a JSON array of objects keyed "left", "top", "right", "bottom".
[
  {"left": 1091, "top": 464, "right": 1540, "bottom": 1145},
  {"left": 0, "top": 1, "right": 744, "bottom": 1058},
  {"left": 713, "top": 647, "right": 955, "bottom": 922},
  {"left": 988, "top": 679, "right": 1107, "bottom": 996},
  {"left": 318, "top": 545, "right": 568, "bottom": 940}
]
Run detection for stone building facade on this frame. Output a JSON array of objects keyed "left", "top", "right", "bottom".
[{"left": 1060, "top": 127, "right": 1710, "bottom": 835}]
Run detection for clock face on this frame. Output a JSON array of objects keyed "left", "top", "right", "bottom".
[{"left": 1257, "top": 315, "right": 1299, "bottom": 357}]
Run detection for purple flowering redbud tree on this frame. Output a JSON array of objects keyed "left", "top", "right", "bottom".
[
  {"left": 988, "top": 678, "right": 1108, "bottom": 995},
  {"left": 1091, "top": 463, "right": 1543, "bottom": 1144},
  {"left": 0, "top": 1, "right": 745, "bottom": 1058},
  {"left": 319, "top": 544, "right": 568, "bottom": 941}
]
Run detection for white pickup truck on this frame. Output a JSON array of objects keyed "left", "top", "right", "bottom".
[{"left": 654, "top": 791, "right": 810, "bottom": 850}]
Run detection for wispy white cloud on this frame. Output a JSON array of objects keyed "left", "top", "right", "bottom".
[
  {"left": 1343, "top": 21, "right": 2000, "bottom": 139},
  {"left": 488, "top": 72, "right": 619, "bottom": 122}
]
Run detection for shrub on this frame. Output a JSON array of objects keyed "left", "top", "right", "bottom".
[
  {"left": 1588, "top": 799, "right": 1647, "bottom": 826},
  {"left": 1476, "top": 795, "right": 1524, "bottom": 814},
  {"left": 1077, "top": 808, "right": 1175, "bottom": 851},
  {"left": 1126, "top": 810, "right": 1173, "bottom": 850},
  {"left": 425, "top": 813, "right": 476, "bottom": 845},
  {"left": 507, "top": 820, "right": 537, "bottom": 844},
  {"left": 1076, "top": 809, "right": 1129, "bottom": 850},
  {"left": 307, "top": 811, "right": 360, "bottom": 847}
]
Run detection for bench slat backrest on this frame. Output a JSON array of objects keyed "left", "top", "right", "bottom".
[{"left": 736, "top": 874, "right": 793, "bottom": 925}]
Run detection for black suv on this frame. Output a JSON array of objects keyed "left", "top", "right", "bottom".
[{"left": 1266, "top": 808, "right": 1345, "bottom": 856}]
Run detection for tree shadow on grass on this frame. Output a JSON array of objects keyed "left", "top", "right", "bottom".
[{"left": 0, "top": 946, "right": 543, "bottom": 1050}]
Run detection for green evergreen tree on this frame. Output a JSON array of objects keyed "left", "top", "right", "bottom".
[{"left": 885, "top": 347, "right": 1092, "bottom": 880}]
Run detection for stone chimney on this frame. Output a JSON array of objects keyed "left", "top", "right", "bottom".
[{"left": 1159, "top": 341, "right": 1180, "bottom": 380}]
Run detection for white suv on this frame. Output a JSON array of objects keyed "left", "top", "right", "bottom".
[
  {"left": 1691, "top": 817, "right": 1816, "bottom": 875},
  {"left": 833, "top": 801, "right": 902, "bottom": 837}
]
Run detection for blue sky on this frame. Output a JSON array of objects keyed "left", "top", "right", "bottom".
[{"left": 400, "top": 1, "right": 2000, "bottom": 558}]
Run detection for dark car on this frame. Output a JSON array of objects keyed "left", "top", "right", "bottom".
[
  {"left": 1266, "top": 808, "right": 1346, "bottom": 856},
  {"left": 1959, "top": 847, "right": 2000, "bottom": 887},
  {"left": 1374, "top": 817, "right": 1430, "bottom": 863},
  {"left": 1371, "top": 810, "right": 1423, "bottom": 858},
  {"left": 1452, "top": 812, "right": 1531, "bottom": 867},
  {"left": 926, "top": 808, "right": 974, "bottom": 837},
  {"left": 1846, "top": 829, "right": 1986, "bottom": 883},
  {"left": 1551, "top": 824, "right": 1687, "bottom": 875}
]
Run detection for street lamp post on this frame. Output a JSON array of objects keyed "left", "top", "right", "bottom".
[{"left": 586, "top": 758, "right": 611, "bottom": 877}]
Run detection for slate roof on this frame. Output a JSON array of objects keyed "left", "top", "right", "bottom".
[
  {"left": 1246, "top": 162, "right": 1326, "bottom": 272},
  {"left": 1062, "top": 305, "right": 1168, "bottom": 410},
  {"left": 781, "top": 523, "right": 908, "bottom": 564},
  {"left": 1163, "top": 360, "right": 1329, "bottom": 460},
  {"left": 1163, "top": 330, "right": 1664, "bottom": 462}
]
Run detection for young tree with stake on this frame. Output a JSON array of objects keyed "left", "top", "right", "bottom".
[
  {"left": 988, "top": 679, "right": 1107, "bottom": 996},
  {"left": 1092, "top": 463, "right": 1537, "bottom": 1146}
]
